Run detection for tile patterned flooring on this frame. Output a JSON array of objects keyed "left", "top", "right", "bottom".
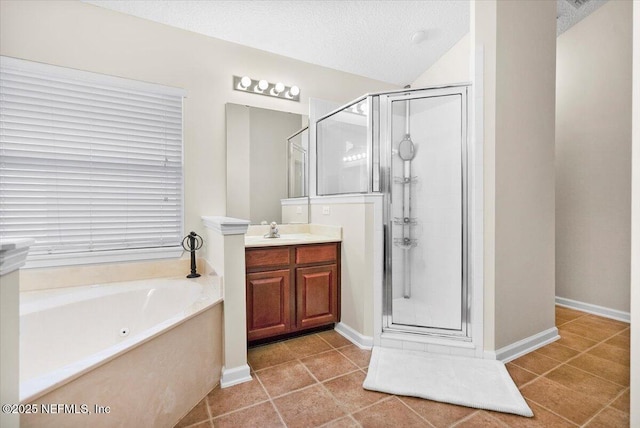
[{"left": 175, "top": 307, "right": 630, "bottom": 427}]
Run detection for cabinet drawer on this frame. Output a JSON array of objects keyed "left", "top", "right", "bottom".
[
  {"left": 246, "top": 247, "right": 290, "bottom": 269},
  {"left": 296, "top": 243, "right": 337, "bottom": 265}
]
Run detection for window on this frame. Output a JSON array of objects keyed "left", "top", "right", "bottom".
[{"left": 0, "top": 56, "right": 186, "bottom": 267}]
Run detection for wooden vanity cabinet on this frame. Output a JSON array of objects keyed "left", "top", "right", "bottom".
[{"left": 245, "top": 242, "right": 340, "bottom": 342}]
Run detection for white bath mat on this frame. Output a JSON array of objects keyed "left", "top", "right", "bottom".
[{"left": 363, "top": 347, "right": 533, "bottom": 417}]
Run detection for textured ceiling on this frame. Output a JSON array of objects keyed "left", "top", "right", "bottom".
[
  {"left": 557, "top": 0, "right": 607, "bottom": 35},
  {"left": 83, "top": 0, "right": 607, "bottom": 87}
]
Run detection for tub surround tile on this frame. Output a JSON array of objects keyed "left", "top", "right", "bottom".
[
  {"left": 23, "top": 306, "right": 222, "bottom": 428},
  {"left": 20, "top": 257, "right": 211, "bottom": 292}
]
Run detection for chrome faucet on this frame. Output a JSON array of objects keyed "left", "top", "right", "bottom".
[{"left": 264, "top": 221, "right": 280, "bottom": 238}]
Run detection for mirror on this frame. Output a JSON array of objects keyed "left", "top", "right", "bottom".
[{"left": 226, "top": 103, "right": 309, "bottom": 224}]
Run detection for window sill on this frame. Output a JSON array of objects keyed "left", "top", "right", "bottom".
[{"left": 23, "top": 247, "right": 184, "bottom": 269}]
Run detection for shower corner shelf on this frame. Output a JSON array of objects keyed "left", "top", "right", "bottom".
[
  {"left": 393, "top": 217, "right": 417, "bottom": 226},
  {"left": 393, "top": 176, "right": 418, "bottom": 184},
  {"left": 393, "top": 238, "right": 418, "bottom": 249}
]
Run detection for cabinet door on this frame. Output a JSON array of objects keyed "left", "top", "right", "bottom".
[
  {"left": 246, "top": 269, "right": 290, "bottom": 341},
  {"left": 296, "top": 264, "right": 338, "bottom": 329}
]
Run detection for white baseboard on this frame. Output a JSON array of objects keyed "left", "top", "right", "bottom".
[
  {"left": 220, "top": 364, "right": 252, "bottom": 388},
  {"left": 335, "top": 322, "right": 373, "bottom": 350},
  {"left": 484, "top": 327, "right": 559, "bottom": 363},
  {"left": 555, "top": 296, "right": 631, "bottom": 323}
]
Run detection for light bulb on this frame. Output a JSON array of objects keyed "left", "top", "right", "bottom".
[
  {"left": 274, "top": 82, "right": 285, "bottom": 94},
  {"left": 239, "top": 76, "right": 251, "bottom": 89},
  {"left": 289, "top": 85, "right": 300, "bottom": 97},
  {"left": 257, "top": 80, "right": 269, "bottom": 91}
]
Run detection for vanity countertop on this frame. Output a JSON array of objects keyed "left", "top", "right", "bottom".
[
  {"left": 244, "top": 224, "right": 342, "bottom": 248},
  {"left": 245, "top": 233, "right": 340, "bottom": 248}
]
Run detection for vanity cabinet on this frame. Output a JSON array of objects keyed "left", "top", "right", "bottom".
[{"left": 245, "top": 242, "right": 340, "bottom": 342}]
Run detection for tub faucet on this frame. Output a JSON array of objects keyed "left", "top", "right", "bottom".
[{"left": 264, "top": 222, "right": 280, "bottom": 238}]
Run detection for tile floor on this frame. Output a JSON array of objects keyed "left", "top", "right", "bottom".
[{"left": 175, "top": 306, "right": 630, "bottom": 427}]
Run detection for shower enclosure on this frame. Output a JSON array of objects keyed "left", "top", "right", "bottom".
[{"left": 316, "top": 84, "right": 471, "bottom": 341}]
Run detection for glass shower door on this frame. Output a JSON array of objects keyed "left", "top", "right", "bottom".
[{"left": 381, "top": 87, "right": 469, "bottom": 338}]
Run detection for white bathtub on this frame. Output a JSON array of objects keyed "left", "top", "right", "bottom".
[{"left": 19, "top": 275, "right": 223, "bottom": 427}]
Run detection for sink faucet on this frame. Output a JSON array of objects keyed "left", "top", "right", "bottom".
[{"left": 264, "top": 221, "right": 280, "bottom": 238}]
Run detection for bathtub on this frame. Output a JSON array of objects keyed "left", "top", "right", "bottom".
[{"left": 19, "top": 275, "right": 223, "bottom": 427}]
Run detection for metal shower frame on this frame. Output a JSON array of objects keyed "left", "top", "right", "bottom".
[{"left": 315, "top": 83, "right": 472, "bottom": 341}]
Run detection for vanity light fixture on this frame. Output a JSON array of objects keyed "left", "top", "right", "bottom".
[
  {"left": 233, "top": 75, "right": 300, "bottom": 102},
  {"left": 272, "top": 82, "right": 285, "bottom": 95},
  {"left": 239, "top": 76, "right": 252, "bottom": 89},
  {"left": 257, "top": 79, "right": 269, "bottom": 92}
]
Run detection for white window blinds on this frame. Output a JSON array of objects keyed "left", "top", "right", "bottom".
[{"left": 0, "top": 56, "right": 186, "bottom": 265}]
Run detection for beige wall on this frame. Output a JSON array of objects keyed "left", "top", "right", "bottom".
[
  {"left": 476, "top": 0, "right": 557, "bottom": 350},
  {"left": 412, "top": 33, "right": 470, "bottom": 88},
  {"left": 556, "top": 0, "right": 632, "bottom": 313},
  {"left": 0, "top": 0, "right": 396, "bottom": 255},
  {"left": 310, "top": 202, "right": 376, "bottom": 336},
  {"left": 630, "top": 2, "right": 639, "bottom": 423}
]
